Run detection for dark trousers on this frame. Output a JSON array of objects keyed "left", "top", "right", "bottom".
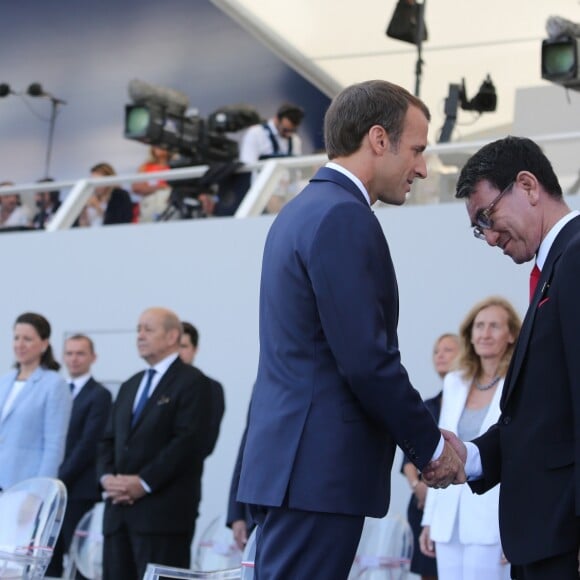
[
  {"left": 46, "top": 498, "right": 95, "bottom": 578},
  {"left": 103, "top": 522, "right": 193, "bottom": 580},
  {"left": 512, "top": 550, "right": 580, "bottom": 579},
  {"left": 252, "top": 505, "right": 364, "bottom": 579}
]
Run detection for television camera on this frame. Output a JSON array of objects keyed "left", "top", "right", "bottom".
[
  {"left": 124, "top": 79, "right": 261, "bottom": 218},
  {"left": 542, "top": 16, "right": 580, "bottom": 91}
]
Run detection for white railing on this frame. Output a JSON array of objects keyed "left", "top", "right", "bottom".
[{"left": 1, "top": 131, "right": 579, "bottom": 231}]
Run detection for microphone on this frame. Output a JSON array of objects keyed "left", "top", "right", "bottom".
[
  {"left": 546, "top": 16, "right": 580, "bottom": 39},
  {"left": 26, "top": 82, "right": 67, "bottom": 105}
]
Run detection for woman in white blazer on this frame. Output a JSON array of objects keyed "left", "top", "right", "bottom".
[
  {"left": 0, "top": 312, "right": 72, "bottom": 490},
  {"left": 420, "top": 297, "right": 522, "bottom": 580}
]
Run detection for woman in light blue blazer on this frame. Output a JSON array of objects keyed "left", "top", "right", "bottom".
[
  {"left": 420, "top": 297, "right": 522, "bottom": 580},
  {"left": 0, "top": 312, "right": 72, "bottom": 490}
]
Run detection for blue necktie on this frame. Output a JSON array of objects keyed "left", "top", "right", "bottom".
[{"left": 132, "top": 368, "right": 156, "bottom": 427}]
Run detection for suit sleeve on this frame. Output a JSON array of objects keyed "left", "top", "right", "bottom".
[
  {"left": 39, "top": 376, "right": 73, "bottom": 477},
  {"left": 204, "top": 379, "right": 225, "bottom": 456},
  {"left": 59, "top": 387, "right": 112, "bottom": 485},
  {"left": 97, "top": 385, "right": 123, "bottom": 482},
  {"left": 554, "top": 237, "right": 580, "bottom": 514},
  {"left": 308, "top": 202, "right": 440, "bottom": 469}
]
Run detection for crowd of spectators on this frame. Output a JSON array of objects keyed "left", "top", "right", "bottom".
[
  {"left": 0, "top": 310, "right": 224, "bottom": 579},
  {"left": 0, "top": 101, "right": 310, "bottom": 231}
]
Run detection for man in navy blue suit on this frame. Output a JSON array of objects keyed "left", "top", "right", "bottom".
[
  {"left": 237, "top": 80, "right": 465, "bottom": 578},
  {"left": 439, "top": 137, "right": 580, "bottom": 579},
  {"left": 46, "top": 334, "right": 112, "bottom": 578}
]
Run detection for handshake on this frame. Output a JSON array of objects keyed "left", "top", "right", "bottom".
[{"left": 422, "top": 429, "right": 467, "bottom": 489}]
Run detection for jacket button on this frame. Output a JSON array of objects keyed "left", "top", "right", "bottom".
[{"left": 502, "top": 416, "right": 511, "bottom": 425}]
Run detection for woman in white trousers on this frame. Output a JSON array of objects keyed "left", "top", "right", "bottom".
[{"left": 420, "top": 296, "right": 522, "bottom": 580}]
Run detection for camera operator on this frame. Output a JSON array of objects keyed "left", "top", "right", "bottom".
[{"left": 238, "top": 103, "right": 304, "bottom": 165}]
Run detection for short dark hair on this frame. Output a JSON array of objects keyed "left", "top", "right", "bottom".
[
  {"left": 181, "top": 321, "right": 199, "bottom": 348},
  {"left": 15, "top": 312, "right": 60, "bottom": 371},
  {"left": 456, "top": 136, "right": 563, "bottom": 200},
  {"left": 36, "top": 177, "right": 60, "bottom": 204},
  {"left": 276, "top": 103, "right": 304, "bottom": 126},
  {"left": 324, "top": 80, "right": 430, "bottom": 159},
  {"left": 66, "top": 333, "right": 95, "bottom": 354}
]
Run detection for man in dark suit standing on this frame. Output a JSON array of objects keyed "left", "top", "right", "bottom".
[
  {"left": 237, "top": 80, "right": 465, "bottom": 579},
  {"left": 97, "top": 307, "right": 212, "bottom": 580},
  {"left": 46, "top": 334, "right": 112, "bottom": 578},
  {"left": 441, "top": 136, "right": 580, "bottom": 579},
  {"left": 179, "top": 321, "right": 225, "bottom": 456}
]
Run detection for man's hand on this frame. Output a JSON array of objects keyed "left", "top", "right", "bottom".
[
  {"left": 419, "top": 526, "right": 435, "bottom": 558},
  {"left": 101, "top": 474, "right": 146, "bottom": 505},
  {"left": 116, "top": 475, "right": 147, "bottom": 502},
  {"left": 232, "top": 520, "right": 248, "bottom": 551},
  {"left": 101, "top": 474, "right": 130, "bottom": 503},
  {"left": 441, "top": 428, "right": 467, "bottom": 464},
  {"left": 422, "top": 439, "right": 466, "bottom": 488}
]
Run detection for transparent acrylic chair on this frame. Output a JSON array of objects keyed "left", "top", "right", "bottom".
[
  {"left": 143, "top": 525, "right": 257, "bottom": 580},
  {"left": 63, "top": 502, "right": 104, "bottom": 580},
  {"left": 0, "top": 477, "right": 67, "bottom": 579},
  {"left": 193, "top": 515, "right": 242, "bottom": 571},
  {"left": 348, "top": 515, "right": 413, "bottom": 579}
]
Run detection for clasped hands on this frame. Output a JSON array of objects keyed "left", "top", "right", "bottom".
[
  {"left": 101, "top": 474, "right": 147, "bottom": 505},
  {"left": 421, "top": 429, "right": 467, "bottom": 489}
]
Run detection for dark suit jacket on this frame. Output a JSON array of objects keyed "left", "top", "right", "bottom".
[
  {"left": 470, "top": 215, "right": 580, "bottom": 565},
  {"left": 58, "top": 378, "right": 112, "bottom": 501},
  {"left": 205, "top": 376, "right": 225, "bottom": 456},
  {"left": 97, "top": 357, "right": 212, "bottom": 535},
  {"left": 226, "top": 425, "right": 252, "bottom": 529},
  {"left": 237, "top": 166, "right": 440, "bottom": 518},
  {"left": 103, "top": 187, "right": 134, "bottom": 225}
]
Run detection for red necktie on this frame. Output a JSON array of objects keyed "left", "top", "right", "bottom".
[{"left": 529, "top": 264, "right": 541, "bottom": 303}]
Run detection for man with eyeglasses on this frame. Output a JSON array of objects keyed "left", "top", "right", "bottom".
[{"left": 436, "top": 136, "right": 580, "bottom": 579}]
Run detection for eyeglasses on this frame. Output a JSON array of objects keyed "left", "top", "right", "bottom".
[{"left": 472, "top": 181, "right": 514, "bottom": 240}]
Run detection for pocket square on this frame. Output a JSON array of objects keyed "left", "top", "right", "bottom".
[
  {"left": 538, "top": 297, "right": 550, "bottom": 308},
  {"left": 157, "top": 396, "right": 171, "bottom": 405}
]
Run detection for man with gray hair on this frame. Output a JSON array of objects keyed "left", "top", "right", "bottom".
[{"left": 98, "top": 307, "right": 212, "bottom": 580}]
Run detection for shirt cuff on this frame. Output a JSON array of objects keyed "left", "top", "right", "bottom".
[
  {"left": 431, "top": 435, "right": 445, "bottom": 461},
  {"left": 465, "top": 441, "right": 483, "bottom": 480},
  {"left": 140, "top": 478, "right": 152, "bottom": 494}
]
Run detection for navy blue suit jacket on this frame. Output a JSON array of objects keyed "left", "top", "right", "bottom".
[
  {"left": 58, "top": 378, "right": 112, "bottom": 501},
  {"left": 470, "top": 215, "right": 580, "bottom": 565},
  {"left": 237, "top": 167, "right": 440, "bottom": 518}
]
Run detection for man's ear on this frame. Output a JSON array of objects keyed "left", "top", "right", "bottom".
[
  {"left": 368, "top": 125, "right": 389, "bottom": 154},
  {"left": 516, "top": 171, "right": 540, "bottom": 205}
]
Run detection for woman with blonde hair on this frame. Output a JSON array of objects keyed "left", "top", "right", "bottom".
[{"left": 420, "top": 296, "right": 521, "bottom": 580}]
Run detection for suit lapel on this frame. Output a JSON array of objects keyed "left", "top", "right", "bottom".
[
  {"left": 503, "top": 216, "right": 580, "bottom": 404},
  {"left": 129, "top": 358, "right": 181, "bottom": 431}
]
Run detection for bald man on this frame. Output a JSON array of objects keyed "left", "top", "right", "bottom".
[{"left": 97, "top": 307, "right": 213, "bottom": 580}]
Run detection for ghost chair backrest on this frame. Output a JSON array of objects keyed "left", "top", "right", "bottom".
[
  {"left": 0, "top": 477, "right": 67, "bottom": 579},
  {"left": 142, "top": 564, "right": 242, "bottom": 579},
  {"left": 348, "top": 515, "right": 413, "bottom": 580},
  {"left": 64, "top": 502, "right": 105, "bottom": 580},
  {"left": 239, "top": 526, "right": 256, "bottom": 580},
  {"left": 193, "top": 514, "right": 242, "bottom": 571}
]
